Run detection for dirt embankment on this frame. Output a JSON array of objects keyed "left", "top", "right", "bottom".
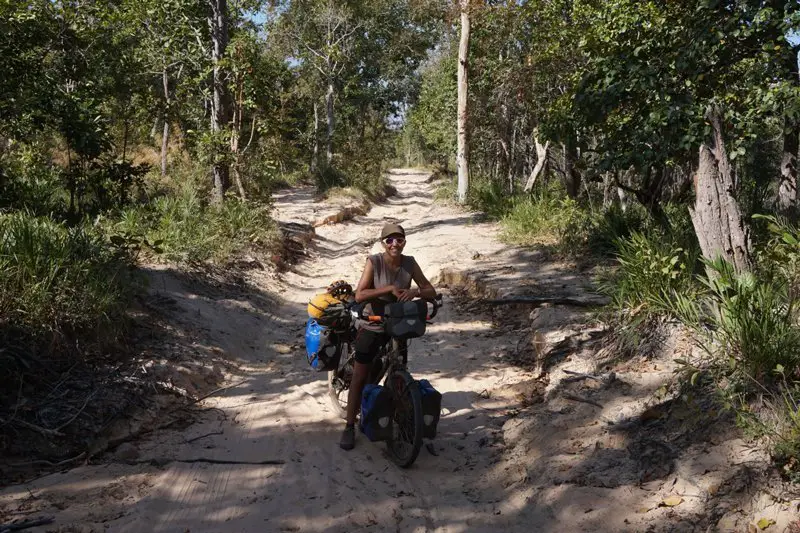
[{"left": 0, "top": 169, "right": 798, "bottom": 533}]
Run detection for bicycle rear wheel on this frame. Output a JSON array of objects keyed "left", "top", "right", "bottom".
[{"left": 385, "top": 369, "right": 423, "bottom": 468}]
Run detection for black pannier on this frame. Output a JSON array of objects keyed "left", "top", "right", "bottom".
[
  {"left": 418, "top": 379, "right": 442, "bottom": 439},
  {"left": 360, "top": 384, "right": 394, "bottom": 441},
  {"left": 384, "top": 300, "right": 427, "bottom": 339}
]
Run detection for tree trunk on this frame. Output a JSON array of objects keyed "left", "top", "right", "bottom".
[
  {"left": 602, "top": 172, "right": 614, "bottom": 209},
  {"left": 689, "top": 108, "right": 752, "bottom": 273},
  {"left": 779, "top": 129, "right": 798, "bottom": 211},
  {"left": 311, "top": 100, "right": 319, "bottom": 173},
  {"left": 209, "top": 0, "right": 230, "bottom": 204},
  {"left": 231, "top": 162, "right": 246, "bottom": 200},
  {"left": 778, "top": 46, "right": 799, "bottom": 212},
  {"left": 509, "top": 121, "right": 518, "bottom": 193},
  {"left": 524, "top": 134, "right": 549, "bottom": 192},
  {"left": 456, "top": 0, "right": 470, "bottom": 204},
  {"left": 230, "top": 119, "right": 247, "bottom": 201},
  {"left": 160, "top": 65, "right": 170, "bottom": 177},
  {"left": 229, "top": 72, "right": 246, "bottom": 200},
  {"left": 326, "top": 82, "right": 335, "bottom": 166},
  {"left": 121, "top": 116, "right": 129, "bottom": 161},
  {"left": 563, "top": 137, "right": 581, "bottom": 198}
]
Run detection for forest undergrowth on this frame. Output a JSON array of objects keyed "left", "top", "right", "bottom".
[{"left": 433, "top": 170, "right": 800, "bottom": 483}]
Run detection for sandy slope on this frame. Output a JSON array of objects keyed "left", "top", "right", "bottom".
[
  {"left": 0, "top": 170, "right": 543, "bottom": 532},
  {"left": 4, "top": 169, "right": 796, "bottom": 533}
]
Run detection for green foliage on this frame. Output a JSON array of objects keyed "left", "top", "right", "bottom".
[
  {"left": 405, "top": 45, "right": 457, "bottom": 168},
  {"left": 755, "top": 214, "right": 800, "bottom": 299},
  {"left": 570, "top": 0, "right": 799, "bottom": 178},
  {"left": 698, "top": 258, "right": 800, "bottom": 379},
  {"left": 583, "top": 204, "right": 648, "bottom": 256},
  {"left": 769, "top": 369, "right": 800, "bottom": 483},
  {"left": 113, "top": 187, "right": 277, "bottom": 264},
  {"left": 0, "top": 212, "right": 137, "bottom": 369},
  {"left": 0, "top": 142, "right": 65, "bottom": 215},
  {"left": 603, "top": 230, "right": 700, "bottom": 315},
  {"left": 501, "top": 189, "right": 587, "bottom": 249}
]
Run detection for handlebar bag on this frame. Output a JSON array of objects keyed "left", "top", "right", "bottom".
[{"left": 384, "top": 300, "right": 427, "bottom": 339}]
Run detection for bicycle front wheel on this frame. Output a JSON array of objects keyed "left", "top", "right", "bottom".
[
  {"left": 385, "top": 369, "right": 423, "bottom": 468},
  {"left": 327, "top": 369, "right": 348, "bottom": 419}
]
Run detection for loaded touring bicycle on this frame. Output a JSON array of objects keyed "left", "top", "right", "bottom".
[{"left": 305, "top": 282, "right": 443, "bottom": 467}]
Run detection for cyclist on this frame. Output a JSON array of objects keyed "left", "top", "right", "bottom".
[{"left": 340, "top": 222, "right": 437, "bottom": 450}]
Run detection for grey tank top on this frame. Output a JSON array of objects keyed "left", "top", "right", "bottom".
[{"left": 361, "top": 253, "right": 416, "bottom": 331}]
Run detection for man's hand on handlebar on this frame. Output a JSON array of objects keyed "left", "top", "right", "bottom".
[{"left": 395, "top": 288, "right": 418, "bottom": 302}]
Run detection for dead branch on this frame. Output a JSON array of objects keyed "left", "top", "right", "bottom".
[
  {"left": 562, "top": 370, "right": 602, "bottom": 383},
  {"left": 7, "top": 452, "right": 86, "bottom": 469},
  {"left": 0, "top": 516, "right": 55, "bottom": 532},
  {"left": 485, "top": 296, "right": 606, "bottom": 307},
  {"left": 124, "top": 457, "right": 284, "bottom": 467},
  {"left": 186, "top": 430, "right": 223, "bottom": 443},
  {"left": 0, "top": 418, "right": 65, "bottom": 437},
  {"left": 84, "top": 381, "right": 246, "bottom": 462},
  {"left": 189, "top": 380, "right": 248, "bottom": 405},
  {"left": 54, "top": 391, "right": 95, "bottom": 432},
  {"left": 563, "top": 393, "right": 603, "bottom": 408}
]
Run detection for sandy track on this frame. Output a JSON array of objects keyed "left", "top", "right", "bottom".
[{"left": 1, "top": 170, "right": 540, "bottom": 532}]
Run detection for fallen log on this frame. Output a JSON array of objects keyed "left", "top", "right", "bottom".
[
  {"left": 0, "top": 516, "right": 55, "bottom": 532},
  {"left": 485, "top": 296, "right": 607, "bottom": 307},
  {"left": 123, "top": 457, "right": 285, "bottom": 467}
]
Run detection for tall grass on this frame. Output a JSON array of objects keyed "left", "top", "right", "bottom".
[
  {"left": 0, "top": 212, "right": 137, "bottom": 369},
  {"left": 501, "top": 192, "right": 586, "bottom": 247},
  {"left": 113, "top": 187, "right": 278, "bottom": 263},
  {"left": 696, "top": 258, "right": 800, "bottom": 379},
  {"left": 603, "top": 230, "right": 701, "bottom": 315}
]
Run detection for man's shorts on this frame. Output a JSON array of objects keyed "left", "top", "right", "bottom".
[{"left": 353, "top": 328, "right": 390, "bottom": 364}]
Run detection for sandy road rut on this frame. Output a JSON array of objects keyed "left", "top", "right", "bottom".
[{"left": 1, "top": 170, "right": 545, "bottom": 532}]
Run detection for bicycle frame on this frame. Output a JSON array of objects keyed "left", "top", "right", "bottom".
[{"left": 328, "top": 295, "right": 441, "bottom": 413}]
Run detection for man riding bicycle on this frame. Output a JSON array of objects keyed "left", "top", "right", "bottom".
[{"left": 340, "top": 223, "right": 437, "bottom": 450}]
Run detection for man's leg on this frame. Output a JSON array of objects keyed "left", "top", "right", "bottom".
[
  {"left": 340, "top": 329, "right": 381, "bottom": 450},
  {"left": 345, "top": 361, "right": 370, "bottom": 426}
]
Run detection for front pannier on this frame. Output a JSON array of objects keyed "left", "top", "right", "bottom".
[{"left": 360, "top": 384, "right": 394, "bottom": 441}]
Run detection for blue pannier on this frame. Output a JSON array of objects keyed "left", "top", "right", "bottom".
[
  {"left": 418, "top": 379, "right": 442, "bottom": 439},
  {"left": 360, "top": 384, "right": 393, "bottom": 441},
  {"left": 304, "top": 318, "right": 337, "bottom": 371}
]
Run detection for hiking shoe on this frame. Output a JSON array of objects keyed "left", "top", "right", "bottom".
[{"left": 340, "top": 425, "right": 355, "bottom": 451}]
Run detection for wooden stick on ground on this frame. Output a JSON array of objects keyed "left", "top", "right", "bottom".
[
  {"left": 125, "top": 457, "right": 285, "bottom": 467},
  {"left": 486, "top": 296, "right": 606, "bottom": 308},
  {"left": 0, "top": 418, "right": 65, "bottom": 438},
  {"left": 562, "top": 370, "right": 602, "bottom": 382},
  {"left": 186, "top": 431, "right": 223, "bottom": 443},
  {"left": 0, "top": 516, "right": 55, "bottom": 532},
  {"left": 9, "top": 452, "right": 86, "bottom": 469},
  {"left": 563, "top": 393, "right": 603, "bottom": 408}
]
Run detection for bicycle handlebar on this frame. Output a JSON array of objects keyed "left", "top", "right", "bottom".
[
  {"left": 356, "top": 294, "right": 444, "bottom": 323},
  {"left": 427, "top": 294, "right": 444, "bottom": 320}
]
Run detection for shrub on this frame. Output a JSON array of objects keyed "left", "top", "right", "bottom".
[
  {"left": 501, "top": 188, "right": 588, "bottom": 248},
  {"left": 0, "top": 212, "right": 137, "bottom": 370},
  {"left": 603, "top": 229, "right": 700, "bottom": 315},
  {"left": 113, "top": 187, "right": 278, "bottom": 264},
  {"left": 583, "top": 203, "right": 648, "bottom": 256},
  {"left": 695, "top": 258, "right": 800, "bottom": 379},
  {"left": 0, "top": 142, "right": 67, "bottom": 216}
]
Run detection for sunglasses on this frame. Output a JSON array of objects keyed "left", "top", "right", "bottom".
[{"left": 383, "top": 237, "right": 406, "bottom": 246}]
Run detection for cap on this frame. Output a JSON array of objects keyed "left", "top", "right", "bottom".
[{"left": 380, "top": 223, "right": 405, "bottom": 239}]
